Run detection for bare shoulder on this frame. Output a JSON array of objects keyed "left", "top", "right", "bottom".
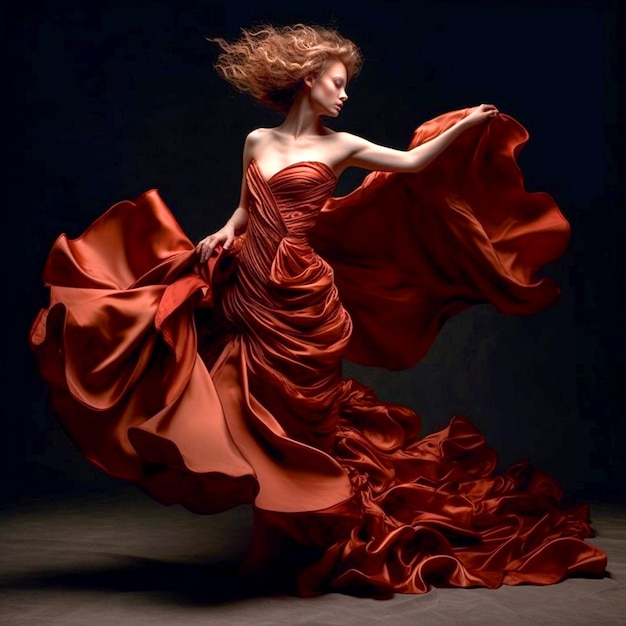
[
  {"left": 241, "top": 128, "right": 272, "bottom": 165},
  {"left": 244, "top": 127, "right": 279, "bottom": 156},
  {"left": 244, "top": 127, "right": 271, "bottom": 146}
]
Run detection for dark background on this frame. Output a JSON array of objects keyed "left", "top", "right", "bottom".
[{"left": 4, "top": 0, "right": 624, "bottom": 505}]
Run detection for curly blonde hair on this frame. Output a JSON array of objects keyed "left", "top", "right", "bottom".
[{"left": 209, "top": 23, "right": 363, "bottom": 112}]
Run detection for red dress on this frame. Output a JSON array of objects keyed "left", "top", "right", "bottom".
[{"left": 30, "top": 109, "right": 607, "bottom": 596}]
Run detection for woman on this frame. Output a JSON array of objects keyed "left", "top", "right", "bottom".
[{"left": 30, "top": 23, "right": 607, "bottom": 597}]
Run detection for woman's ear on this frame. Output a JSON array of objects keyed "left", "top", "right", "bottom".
[{"left": 303, "top": 73, "right": 316, "bottom": 89}]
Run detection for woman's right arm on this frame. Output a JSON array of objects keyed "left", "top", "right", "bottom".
[{"left": 196, "top": 131, "right": 257, "bottom": 263}]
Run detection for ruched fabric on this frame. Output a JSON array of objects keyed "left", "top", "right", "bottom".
[{"left": 30, "top": 109, "right": 607, "bottom": 597}]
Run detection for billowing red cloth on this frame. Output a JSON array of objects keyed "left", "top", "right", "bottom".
[
  {"left": 30, "top": 110, "right": 606, "bottom": 596},
  {"left": 311, "top": 109, "right": 570, "bottom": 369}
]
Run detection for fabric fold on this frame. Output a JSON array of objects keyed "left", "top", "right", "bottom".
[
  {"left": 311, "top": 110, "right": 570, "bottom": 370},
  {"left": 29, "top": 110, "right": 607, "bottom": 597}
]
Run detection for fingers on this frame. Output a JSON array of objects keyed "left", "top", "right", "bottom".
[
  {"left": 476, "top": 104, "right": 499, "bottom": 119},
  {"left": 196, "top": 236, "right": 216, "bottom": 264},
  {"left": 467, "top": 104, "right": 499, "bottom": 121},
  {"left": 223, "top": 234, "right": 234, "bottom": 250},
  {"left": 195, "top": 227, "right": 235, "bottom": 262},
  {"left": 201, "top": 245, "right": 214, "bottom": 263}
]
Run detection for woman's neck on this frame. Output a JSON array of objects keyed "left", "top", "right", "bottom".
[{"left": 277, "top": 91, "right": 325, "bottom": 139}]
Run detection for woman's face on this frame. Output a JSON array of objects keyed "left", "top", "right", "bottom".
[{"left": 307, "top": 60, "right": 349, "bottom": 118}]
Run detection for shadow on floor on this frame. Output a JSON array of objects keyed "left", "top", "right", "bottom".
[{"left": 0, "top": 555, "right": 298, "bottom": 606}]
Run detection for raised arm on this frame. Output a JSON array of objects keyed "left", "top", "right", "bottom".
[
  {"left": 342, "top": 104, "right": 498, "bottom": 173},
  {"left": 196, "top": 131, "right": 258, "bottom": 263}
]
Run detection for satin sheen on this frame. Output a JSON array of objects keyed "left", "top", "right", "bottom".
[{"left": 30, "top": 109, "right": 607, "bottom": 596}]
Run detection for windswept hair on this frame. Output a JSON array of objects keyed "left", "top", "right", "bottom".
[{"left": 209, "top": 23, "right": 363, "bottom": 112}]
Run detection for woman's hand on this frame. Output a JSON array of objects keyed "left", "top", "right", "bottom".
[
  {"left": 462, "top": 103, "right": 499, "bottom": 127},
  {"left": 196, "top": 223, "right": 235, "bottom": 263}
]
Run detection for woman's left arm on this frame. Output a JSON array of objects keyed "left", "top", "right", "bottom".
[{"left": 343, "top": 103, "right": 498, "bottom": 173}]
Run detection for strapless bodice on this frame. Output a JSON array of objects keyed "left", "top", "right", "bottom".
[{"left": 247, "top": 160, "right": 337, "bottom": 238}]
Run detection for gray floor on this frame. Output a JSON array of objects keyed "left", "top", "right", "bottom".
[{"left": 1, "top": 483, "right": 624, "bottom": 626}]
